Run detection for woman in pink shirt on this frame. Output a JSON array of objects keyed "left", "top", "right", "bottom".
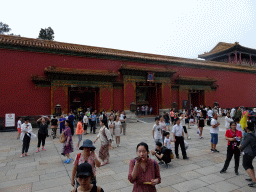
[{"left": 128, "top": 142, "right": 161, "bottom": 191}]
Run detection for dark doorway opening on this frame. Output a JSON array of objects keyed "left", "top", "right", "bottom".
[
  {"left": 68, "top": 87, "right": 98, "bottom": 112},
  {"left": 189, "top": 90, "right": 204, "bottom": 109},
  {"left": 136, "top": 82, "right": 158, "bottom": 115}
]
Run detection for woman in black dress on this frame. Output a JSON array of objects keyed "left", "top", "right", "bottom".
[{"left": 198, "top": 112, "right": 205, "bottom": 139}]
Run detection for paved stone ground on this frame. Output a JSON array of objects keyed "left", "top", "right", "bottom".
[{"left": 0, "top": 117, "right": 256, "bottom": 192}]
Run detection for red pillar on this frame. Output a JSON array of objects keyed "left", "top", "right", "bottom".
[
  {"left": 250, "top": 55, "right": 252, "bottom": 66},
  {"left": 235, "top": 52, "right": 238, "bottom": 64},
  {"left": 239, "top": 52, "right": 242, "bottom": 64},
  {"left": 228, "top": 54, "right": 231, "bottom": 63}
]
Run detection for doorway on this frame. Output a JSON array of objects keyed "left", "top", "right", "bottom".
[
  {"left": 189, "top": 90, "right": 204, "bottom": 108},
  {"left": 68, "top": 87, "right": 98, "bottom": 112},
  {"left": 136, "top": 83, "right": 158, "bottom": 115}
]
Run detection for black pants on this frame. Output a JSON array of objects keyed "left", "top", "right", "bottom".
[
  {"left": 83, "top": 123, "right": 88, "bottom": 131},
  {"left": 37, "top": 133, "right": 46, "bottom": 148},
  {"left": 222, "top": 145, "right": 240, "bottom": 171},
  {"left": 70, "top": 123, "right": 74, "bottom": 136},
  {"left": 156, "top": 154, "right": 171, "bottom": 164},
  {"left": 22, "top": 134, "right": 31, "bottom": 154},
  {"left": 175, "top": 136, "right": 187, "bottom": 158},
  {"left": 90, "top": 121, "right": 96, "bottom": 133}
]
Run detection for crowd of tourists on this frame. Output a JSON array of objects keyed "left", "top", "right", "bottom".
[{"left": 16, "top": 105, "right": 256, "bottom": 191}]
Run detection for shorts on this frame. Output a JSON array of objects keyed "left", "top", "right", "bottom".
[
  {"left": 78, "top": 134, "right": 82, "bottom": 143},
  {"left": 211, "top": 133, "right": 218, "bottom": 144},
  {"left": 83, "top": 123, "right": 87, "bottom": 131},
  {"left": 183, "top": 126, "right": 187, "bottom": 134},
  {"left": 171, "top": 117, "right": 174, "bottom": 122},
  {"left": 243, "top": 153, "right": 255, "bottom": 170},
  {"left": 17, "top": 128, "right": 21, "bottom": 133},
  {"left": 165, "top": 123, "right": 170, "bottom": 126}
]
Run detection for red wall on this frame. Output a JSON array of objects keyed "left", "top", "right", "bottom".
[
  {"left": 1, "top": 48, "right": 256, "bottom": 117},
  {"left": 113, "top": 89, "right": 123, "bottom": 111}
]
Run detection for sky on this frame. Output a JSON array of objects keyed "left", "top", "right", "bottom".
[{"left": 1, "top": 0, "right": 255, "bottom": 59}]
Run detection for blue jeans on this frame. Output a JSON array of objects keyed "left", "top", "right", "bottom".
[{"left": 211, "top": 133, "right": 218, "bottom": 144}]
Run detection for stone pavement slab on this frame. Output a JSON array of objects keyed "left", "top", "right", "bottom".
[{"left": 0, "top": 117, "right": 256, "bottom": 191}]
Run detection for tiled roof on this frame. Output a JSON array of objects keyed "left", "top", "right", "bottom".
[
  {"left": 119, "top": 64, "right": 176, "bottom": 73},
  {"left": 198, "top": 42, "right": 237, "bottom": 58},
  {"left": 44, "top": 66, "right": 119, "bottom": 76},
  {"left": 1, "top": 35, "right": 256, "bottom": 73}
]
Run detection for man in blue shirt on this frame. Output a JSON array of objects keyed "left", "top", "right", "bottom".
[
  {"left": 68, "top": 112, "right": 75, "bottom": 135},
  {"left": 89, "top": 111, "right": 97, "bottom": 134},
  {"left": 59, "top": 115, "right": 66, "bottom": 134}
]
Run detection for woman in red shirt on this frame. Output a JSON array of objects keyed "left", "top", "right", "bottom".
[
  {"left": 128, "top": 142, "right": 161, "bottom": 192},
  {"left": 220, "top": 122, "right": 242, "bottom": 175}
]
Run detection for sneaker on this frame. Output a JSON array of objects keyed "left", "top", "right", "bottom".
[
  {"left": 42, "top": 147, "right": 46, "bottom": 151},
  {"left": 211, "top": 149, "right": 215, "bottom": 152},
  {"left": 199, "top": 136, "right": 203, "bottom": 139},
  {"left": 214, "top": 149, "right": 219, "bottom": 153},
  {"left": 248, "top": 182, "right": 256, "bottom": 187},
  {"left": 235, "top": 171, "right": 239, "bottom": 175},
  {"left": 246, "top": 178, "right": 253, "bottom": 182},
  {"left": 66, "top": 159, "right": 72, "bottom": 164},
  {"left": 183, "top": 157, "right": 189, "bottom": 160},
  {"left": 165, "top": 164, "right": 170, "bottom": 169},
  {"left": 36, "top": 149, "right": 40, "bottom": 153},
  {"left": 220, "top": 169, "right": 226, "bottom": 174},
  {"left": 20, "top": 154, "right": 24, "bottom": 158},
  {"left": 63, "top": 159, "right": 68, "bottom": 163},
  {"left": 25, "top": 153, "right": 30, "bottom": 156}
]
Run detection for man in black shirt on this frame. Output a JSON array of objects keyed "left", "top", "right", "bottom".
[{"left": 151, "top": 141, "right": 172, "bottom": 169}]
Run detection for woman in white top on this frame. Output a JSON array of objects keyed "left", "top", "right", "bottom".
[
  {"left": 108, "top": 115, "right": 115, "bottom": 149},
  {"left": 20, "top": 117, "right": 36, "bottom": 157},
  {"left": 159, "top": 116, "right": 166, "bottom": 143},
  {"left": 113, "top": 115, "right": 122, "bottom": 147},
  {"left": 94, "top": 120, "right": 112, "bottom": 166},
  {"left": 225, "top": 113, "right": 233, "bottom": 129}
]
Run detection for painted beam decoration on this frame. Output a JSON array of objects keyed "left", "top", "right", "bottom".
[{"left": 147, "top": 72, "right": 154, "bottom": 82}]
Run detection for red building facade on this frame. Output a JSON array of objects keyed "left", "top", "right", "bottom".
[{"left": 1, "top": 35, "right": 256, "bottom": 127}]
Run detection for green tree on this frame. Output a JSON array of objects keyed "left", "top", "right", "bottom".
[
  {"left": 38, "top": 27, "right": 54, "bottom": 40},
  {"left": 0, "top": 22, "right": 11, "bottom": 34}
]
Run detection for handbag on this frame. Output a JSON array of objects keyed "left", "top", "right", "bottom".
[{"left": 59, "top": 130, "right": 66, "bottom": 143}]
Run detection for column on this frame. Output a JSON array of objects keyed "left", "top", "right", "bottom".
[
  {"left": 235, "top": 51, "right": 238, "bottom": 64},
  {"left": 239, "top": 52, "right": 242, "bottom": 64},
  {"left": 228, "top": 54, "right": 231, "bottom": 63},
  {"left": 250, "top": 54, "right": 252, "bottom": 66}
]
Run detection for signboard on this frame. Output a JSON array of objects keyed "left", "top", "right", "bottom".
[
  {"left": 5, "top": 113, "right": 15, "bottom": 127},
  {"left": 147, "top": 72, "right": 154, "bottom": 82}
]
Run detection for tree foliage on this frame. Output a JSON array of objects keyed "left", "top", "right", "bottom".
[
  {"left": 0, "top": 22, "right": 11, "bottom": 34},
  {"left": 38, "top": 27, "right": 54, "bottom": 40}
]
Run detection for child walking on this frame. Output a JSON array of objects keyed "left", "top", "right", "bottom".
[
  {"left": 76, "top": 117, "right": 83, "bottom": 150},
  {"left": 164, "top": 132, "right": 174, "bottom": 150}
]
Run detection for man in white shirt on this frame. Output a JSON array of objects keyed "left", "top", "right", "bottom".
[
  {"left": 145, "top": 105, "right": 149, "bottom": 115},
  {"left": 152, "top": 117, "right": 163, "bottom": 147},
  {"left": 224, "top": 112, "right": 233, "bottom": 129},
  {"left": 210, "top": 113, "right": 220, "bottom": 152},
  {"left": 172, "top": 118, "right": 189, "bottom": 160},
  {"left": 83, "top": 114, "right": 88, "bottom": 135},
  {"left": 230, "top": 108, "right": 236, "bottom": 118},
  {"left": 179, "top": 114, "right": 191, "bottom": 140},
  {"left": 141, "top": 105, "right": 145, "bottom": 115}
]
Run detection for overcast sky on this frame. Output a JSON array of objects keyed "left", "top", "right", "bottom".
[{"left": 1, "top": 0, "right": 255, "bottom": 59}]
